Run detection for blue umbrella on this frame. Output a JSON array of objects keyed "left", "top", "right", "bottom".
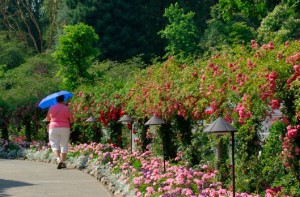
[{"left": 38, "top": 90, "right": 74, "bottom": 109}]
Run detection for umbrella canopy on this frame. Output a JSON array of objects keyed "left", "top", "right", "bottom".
[
  {"left": 38, "top": 91, "right": 73, "bottom": 109},
  {"left": 204, "top": 117, "right": 237, "bottom": 134},
  {"left": 145, "top": 115, "right": 165, "bottom": 125}
]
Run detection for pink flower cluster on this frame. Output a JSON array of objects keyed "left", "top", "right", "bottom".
[
  {"left": 259, "top": 71, "right": 278, "bottom": 100},
  {"left": 285, "top": 52, "right": 300, "bottom": 66},
  {"left": 270, "top": 99, "right": 280, "bottom": 110},
  {"left": 286, "top": 52, "right": 300, "bottom": 88},
  {"left": 251, "top": 40, "right": 259, "bottom": 48},
  {"left": 66, "top": 142, "right": 261, "bottom": 196},
  {"left": 235, "top": 73, "right": 249, "bottom": 86},
  {"left": 247, "top": 59, "right": 257, "bottom": 70},
  {"left": 208, "top": 63, "right": 222, "bottom": 76},
  {"left": 0, "top": 139, "right": 267, "bottom": 196},
  {"left": 282, "top": 125, "right": 300, "bottom": 175},
  {"left": 70, "top": 143, "right": 261, "bottom": 197},
  {"left": 205, "top": 99, "right": 218, "bottom": 115},
  {"left": 262, "top": 41, "right": 275, "bottom": 50},
  {"left": 236, "top": 94, "right": 252, "bottom": 124},
  {"left": 287, "top": 125, "right": 298, "bottom": 139},
  {"left": 11, "top": 135, "right": 26, "bottom": 143},
  {"left": 265, "top": 186, "right": 286, "bottom": 197}
]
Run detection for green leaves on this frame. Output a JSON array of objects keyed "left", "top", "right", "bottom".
[
  {"left": 257, "top": 4, "right": 300, "bottom": 43},
  {"left": 52, "top": 23, "right": 99, "bottom": 90},
  {"left": 217, "top": 0, "right": 267, "bottom": 22},
  {"left": 159, "top": 3, "right": 200, "bottom": 62}
]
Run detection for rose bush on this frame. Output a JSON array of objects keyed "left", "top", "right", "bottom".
[{"left": 123, "top": 40, "right": 299, "bottom": 194}]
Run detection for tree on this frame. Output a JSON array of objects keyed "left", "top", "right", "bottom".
[
  {"left": 43, "top": 0, "right": 63, "bottom": 49},
  {"left": 0, "top": 52, "right": 61, "bottom": 142},
  {"left": 159, "top": 3, "right": 200, "bottom": 61},
  {"left": 257, "top": 4, "right": 300, "bottom": 44},
  {"left": 0, "top": 0, "right": 48, "bottom": 53},
  {"left": 216, "top": 0, "right": 268, "bottom": 24},
  {"left": 62, "top": 0, "right": 175, "bottom": 62},
  {"left": 0, "top": 33, "right": 31, "bottom": 71},
  {"left": 52, "top": 23, "right": 99, "bottom": 91},
  {"left": 0, "top": 0, "right": 63, "bottom": 53},
  {"left": 199, "top": 4, "right": 257, "bottom": 54},
  {"left": 177, "top": 0, "right": 218, "bottom": 35}
]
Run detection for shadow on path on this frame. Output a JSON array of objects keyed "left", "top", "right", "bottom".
[{"left": 0, "top": 179, "right": 34, "bottom": 197}]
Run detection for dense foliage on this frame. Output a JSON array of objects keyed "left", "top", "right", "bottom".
[
  {"left": 0, "top": 1, "right": 299, "bottom": 196},
  {"left": 52, "top": 23, "right": 99, "bottom": 90},
  {"left": 159, "top": 3, "right": 200, "bottom": 61}
]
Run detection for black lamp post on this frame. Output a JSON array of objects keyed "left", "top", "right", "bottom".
[
  {"left": 204, "top": 117, "right": 237, "bottom": 197},
  {"left": 145, "top": 115, "right": 166, "bottom": 173},
  {"left": 86, "top": 116, "right": 97, "bottom": 122},
  {"left": 86, "top": 116, "right": 100, "bottom": 142},
  {"left": 42, "top": 117, "right": 49, "bottom": 143},
  {"left": 119, "top": 115, "right": 134, "bottom": 154}
]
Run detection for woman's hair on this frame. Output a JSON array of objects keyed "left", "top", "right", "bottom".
[{"left": 56, "top": 95, "right": 65, "bottom": 103}]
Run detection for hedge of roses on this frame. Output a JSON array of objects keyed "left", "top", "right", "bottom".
[
  {"left": 57, "top": 40, "right": 299, "bottom": 196},
  {"left": 122, "top": 40, "right": 300, "bottom": 194}
]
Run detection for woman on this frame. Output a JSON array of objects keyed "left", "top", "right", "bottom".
[{"left": 47, "top": 95, "right": 74, "bottom": 169}]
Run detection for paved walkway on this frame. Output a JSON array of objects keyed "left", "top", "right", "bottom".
[{"left": 0, "top": 159, "right": 113, "bottom": 197}]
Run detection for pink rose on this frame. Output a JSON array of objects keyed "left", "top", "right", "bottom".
[{"left": 287, "top": 128, "right": 298, "bottom": 138}]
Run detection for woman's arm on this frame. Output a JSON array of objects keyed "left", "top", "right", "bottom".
[
  {"left": 69, "top": 110, "right": 74, "bottom": 124},
  {"left": 46, "top": 109, "right": 51, "bottom": 122}
]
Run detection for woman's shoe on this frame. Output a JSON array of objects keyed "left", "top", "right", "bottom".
[
  {"left": 61, "top": 162, "right": 67, "bottom": 168},
  {"left": 57, "top": 162, "right": 64, "bottom": 169}
]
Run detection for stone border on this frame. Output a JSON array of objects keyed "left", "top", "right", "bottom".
[{"left": 0, "top": 148, "right": 135, "bottom": 197}]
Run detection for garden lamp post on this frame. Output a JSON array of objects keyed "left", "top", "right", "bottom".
[
  {"left": 86, "top": 116, "right": 100, "bottom": 142},
  {"left": 119, "top": 115, "right": 134, "bottom": 154},
  {"left": 204, "top": 117, "right": 237, "bottom": 197},
  {"left": 86, "top": 116, "right": 97, "bottom": 122},
  {"left": 42, "top": 117, "right": 49, "bottom": 143},
  {"left": 145, "top": 115, "right": 166, "bottom": 173}
]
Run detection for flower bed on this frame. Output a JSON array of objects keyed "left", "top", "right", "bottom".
[{"left": 0, "top": 139, "right": 262, "bottom": 197}]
